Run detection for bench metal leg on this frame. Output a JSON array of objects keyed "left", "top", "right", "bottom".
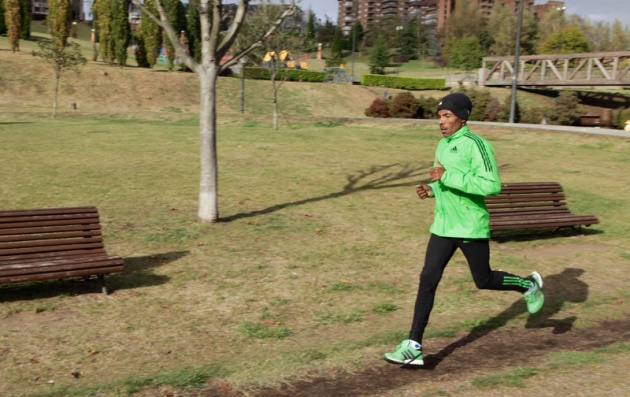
[{"left": 98, "top": 274, "right": 109, "bottom": 295}]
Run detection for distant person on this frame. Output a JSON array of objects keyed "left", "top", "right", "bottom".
[{"left": 383, "top": 93, "right": 545, "bottom": 366}]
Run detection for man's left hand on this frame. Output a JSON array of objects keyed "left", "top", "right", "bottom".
[{"left": 430, "top": 159, "right": 445, "bottom": 181}]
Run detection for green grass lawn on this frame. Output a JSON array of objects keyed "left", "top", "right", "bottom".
[
  {"left": 2, "top": 26, "right": 630, "bottom": 397},
  {"left": 1, "top": 113, "right": 629, "bottom": 396}
]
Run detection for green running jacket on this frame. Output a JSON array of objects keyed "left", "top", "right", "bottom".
[{"left": 428, "top": 125, "right": 501, "bottom": 239}]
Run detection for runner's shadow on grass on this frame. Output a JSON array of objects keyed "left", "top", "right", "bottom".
[
  {"left": 413, "top": 268, "right": 589, "bottom": 370},
  {"left": 0, "top": 251, "right": 187, "bottom": 301},
  {"left": 221, "top": 162, "right": 432, "bottom": 222}
]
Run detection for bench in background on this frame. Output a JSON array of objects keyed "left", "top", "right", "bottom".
[
  {"left": 485, "top": 182, "right": 599, "bottom": 233},
  {"left": 0, "top": 206, "right": 124, "bottom": 294}
]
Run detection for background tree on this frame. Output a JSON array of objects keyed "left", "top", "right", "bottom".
[
  {"left": 536, "top": 7, "right": 564, "bottom": 51},
  {"left": 163, "top": 0, "right": 187, "bottom": 70},
  {"left": 112, "top": 0, "right": 131, "bottom": 66},
  {"left": 315, "top": 16, "right": 336, "bottom": 47},
  {"left": 399, "top": 20, "right": 419, "bottom": 60},
  {"left": 132, "top": 0, "right": 297, "bottom": 223},
  {"left": 186, "top": 1, "right": 202, "bottom": 62},
  {"left": 236, "top": 0, "right": 301, "bottom": 130},
  {"left": 32, "top": 41, "right": 87, "bottom": 117},
  {"left": 91, "top": 9, "right": 99, "bottom": 61},
  {"left": 302, "top": 9, "right": 317, "bottom": 53},
  {"left": 0, "top": 0, "right": 6, "bottom": 35},
  {"left": 92, "top": 0, "right": 115, "bottom": 63},
  {"left": 368, "top": 34, "right": 389, "bottom": 74},
  {"left": 539, "top": 25, "right": 589, "bottom": 54},
  {"left": 133, "top": 31, "right": 151, "bottom": 67},
  {"left": 487, "top": 5, "right": 514, "bottom": 56},
  {"left": 4, "top": 0, "right": 21, "bottom": 52},
  {"left": 19, "top": 0, "right": 30, "bottom": 39},
  {"left": 348, "top": 20, "right": 363, "bottom": 54},
  {"left": 439, "top": 0, "right": 486, "bottom": 51},
  {"left": 34, "top": 0, "right": 85, "bottom": 118},
  {"left": 422, "top": 25, "right": 441, "bottom": 58},
  {"left": 47, "top": 0, "right": 71, "bottom": 49},
  {"left": 326, "top": 26, "right": 344, "bottom": 67},
  {"left": 448, "top": 35, "right": 483, "bottom": 70},
  {"left": 610, "top": 20, "right": 630, "bottom": 51},
  {"left": 138, "top": 0, "right": 162, "bottom": 68},
  {"left": 487, "top": 6, "right": 537, "bottom": 56},
  {"left": 576, "top": 18, "right": 610, "bottom": 52}
]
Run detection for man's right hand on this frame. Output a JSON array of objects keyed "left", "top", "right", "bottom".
[{"left": 416, "top": 184, "right": 433, "bottom": 200}]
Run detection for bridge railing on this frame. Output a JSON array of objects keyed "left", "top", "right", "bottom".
[{"left": 480, "top": 51, "right": 630, "bottom": 87}]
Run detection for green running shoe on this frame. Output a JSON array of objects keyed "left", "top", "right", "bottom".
[
  {"left": 524, "top": 271, "right": 544, "bottom": 314},
  {"left": 383, "top": 339, "right": 424, "bottom": 366}
]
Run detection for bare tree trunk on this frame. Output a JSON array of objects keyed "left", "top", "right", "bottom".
[
  {"left": 52, "top": 72, "right": 61, "bottom": 118},
  {"left": 272, "top": 77, "right": 279, "bottom": 130},
  {"left": 273, "top": 99, "right": 279, "bottom": 130},
  {"left": 197, "top": 67, "right": 219, "bottom": 223},
  {"left": 132, "top": 0, "right": 296, "bottom": 224}
]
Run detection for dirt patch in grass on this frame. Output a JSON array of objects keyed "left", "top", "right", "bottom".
[{"left": 131, "top": 316, "right": 630, "bottom": 396}]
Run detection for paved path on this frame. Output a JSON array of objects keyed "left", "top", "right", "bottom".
[{"left": 470, "top": 121, "right": 630, "bottom": 138}]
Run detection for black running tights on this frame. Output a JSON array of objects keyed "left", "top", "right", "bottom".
[{"left": 408, "top": 234, "right": 530, "bottom": 344}]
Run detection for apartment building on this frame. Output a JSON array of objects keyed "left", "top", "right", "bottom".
[
  {"left": 30, "top": 0, "right": 85, "bottom": 20},
  {"left": 338, "top": 0, "right": 438, "bottom": 35},
  {"left": 532, "top": 0, "right": 567, "bottom": 21},
  {"left": 338, "top": 0, "right": 564, "bottom": 35}
]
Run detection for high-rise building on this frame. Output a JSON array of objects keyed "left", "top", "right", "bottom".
[
  {"left": 532, "top": 1, "right": 567, "bottom": 21},
  {"left": 338, "top": 0, "right": 564, "bottom": 35},
  {"left": 338, "top": 0, "right": 438, "bottom": 36}
]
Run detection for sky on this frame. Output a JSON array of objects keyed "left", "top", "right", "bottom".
[{"left": 303, "top": 0, "right": 630, "bottom": 28}]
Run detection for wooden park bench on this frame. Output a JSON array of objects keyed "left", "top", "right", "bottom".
[
  {"left": 0, "top": 206, "right": 124, "bottom": 294},
  {"left": 485, "top": 182, "right": 599, "bottom": 233}
]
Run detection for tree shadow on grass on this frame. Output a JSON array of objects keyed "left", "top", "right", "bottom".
[
  {"left": 409, "top": 267, "right": 589, "bottom": 370},
  {"left": 221, "top": 162, "right": 433, "bottom": 222},
  {"left": 0, "top": 251, "right": 188, "bottom": 302}
]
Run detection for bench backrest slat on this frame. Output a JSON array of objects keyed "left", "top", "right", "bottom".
[
  {"left": 1, "top": 249, "right": 108, "bottom": 264},
  {"left": 0, "top": 237, "right": 103, "bottom": 258},
  {"left": 0, "top": 224, "right": 102, "bottom": 238},
  {"left": 0, "top": 215, "right": 101, "bottom": 230},
  {"left": 485, "top": 182, "right": 598, "bottom": 232},
  {"left": 486, "top": 193, "right": 565, "bottom": 203},
  {"left": 0, "top": 206, "right": 108, "bottom": 261}
]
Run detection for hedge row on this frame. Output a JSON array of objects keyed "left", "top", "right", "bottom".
[
  {"left": 243, "top": 67, "right": 326, "bottom": 83},
  {"left": 361, "top": 74, "right": 446, "bottom": 90}
]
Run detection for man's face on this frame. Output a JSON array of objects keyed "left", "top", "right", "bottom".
[{"left": 437, "top": 109, "right": 466, "bottom": 138}]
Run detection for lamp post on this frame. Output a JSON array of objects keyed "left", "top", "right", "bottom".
[
  {"left": 351, "top": 21, "right": 356, "bottom": 84},
  {"left": 240, "top": 56, "right": 248, "bottom": 114},
  {"left": 396, "top": 25, "right": 403, "bottom": 75},
  {"left": 556, "top": 6, "right": 566, "bottom": 54},
  {"left": 509, "top": 0, "right": 525, "bottom": 124},
  {"left": 91, "top": 28, "right": 97, "bottom": 61}
]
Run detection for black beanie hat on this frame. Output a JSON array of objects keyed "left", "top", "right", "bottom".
[{"left": 437, "top": 93, "right": 473, "bottom": 120}]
